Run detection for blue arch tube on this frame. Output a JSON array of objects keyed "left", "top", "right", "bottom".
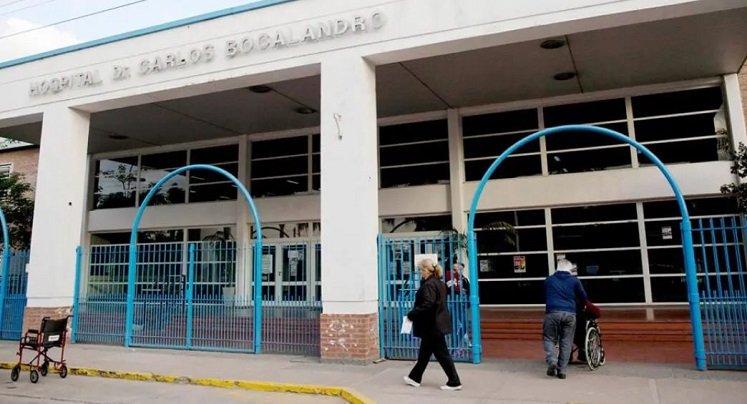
[
  {"left": 125, "top": 164, "right": 263, "bottom": 353},
  {"left": 466, "top": 125, "right": 705, "bottom": 370}
]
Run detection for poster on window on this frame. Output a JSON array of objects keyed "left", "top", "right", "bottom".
[
  {"left": 513, "top": 255, "right": 526, "bottom": 273},
  {"left": 479, "top": 259, "right": 491, "bottom": 273},
  {"left": 662, "top": 226, "right": 673, "bottom": 240},
  {"left": 262, "top": 254, "right": 273, "bottom": 274}
]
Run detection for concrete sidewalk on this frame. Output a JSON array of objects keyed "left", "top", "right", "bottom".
[{"left": 1, "top": 340, "right": 745, "bottom": 403}]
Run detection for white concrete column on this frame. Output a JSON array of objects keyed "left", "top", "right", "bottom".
[
  {"left": 27, "top": 106, "right": 90, "bottom": 307},
  {"left": 724, "top": 74, "right": 747, "bottom": 148},
  {"left": 320, "top": 54, "right": 379, "bottom": 314},
  {"left": 447, "top": 109, "right": 466, "bottom": 232},
  {"left": 236, "top": 135, "right": 251, "bottom": 299}
]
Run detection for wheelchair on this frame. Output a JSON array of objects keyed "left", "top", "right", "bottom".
[
  {"left": 574, "top": 317, "right": 606, "bottom": 371},
  {"left": 10, "top": 316, "right": 70, "bottom": 383}
]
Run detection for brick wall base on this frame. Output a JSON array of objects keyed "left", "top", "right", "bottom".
[
  {"left": 23, "top": 306, "right": 72, "bottom": 342},
  {"left": 320, "top": 313, "right": 379, "bottom": 364}
]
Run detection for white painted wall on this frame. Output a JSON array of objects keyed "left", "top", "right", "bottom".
[
  {"left": 0, "top": 0, "right": 737, "bottom": 122},
  {"left": 463, "top": 162, "right": 733, "bottom": 212}
]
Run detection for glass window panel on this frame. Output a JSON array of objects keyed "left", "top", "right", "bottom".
[
  {"left": 252, "top": 136, "right": 307, "bottom": 159},
  {"left": 138, "top": 229, "right": 184, "bottom": 243},
  {"left": 251, "top": 176, "right": 308, "bottom": 197},
  {"left": 478, "top": 227, "right": 546, "bottom": 253},
  {"left": 381, "top": 215, "right": 452, "bottom": 233},
  {"left": 632, "top": 87, "right": 722, "bottom": 118},
  {"left": 379, "top": 120, "right": 447, "bottom": 146},
  {"left": 91, "top": 232, "right": 130, "bottom": 245},
  {"left": 634, "top": 113, "right": 718, "bottom": 143},
  {"left": 650, "top": 276, "right": 688, "bottom": 302},
  {"left": 648, "top": 248, "right": 685, "bottom": 275},
  {"left": 475, "top": 209, "right": 545, "bottom": 227},
  {"left": 312, "top": 154, "right": 320, "bottom": 173},
  {"left": 139, "top": 171, "right": 186, "bottom": 205},
  {"left": 189, "top": 163, "right": 238, "bottom": 184},
  {"left": 478, "top": 280, "right": 545, "bottom": 304},
  {"left": 564, "top": 249, "right": 643, "bottom": 276},
  {"left": 553, "top": 222, "right": 640, "bottom": 250},
  {"left": 463, "top": 109, "right": 538, "bottom": 136},
  {"left": 141, "top": 151, "right": 186, "bottom": 170},
  {"left": 544, "top": 99, "right": 626, "bottom": 126},
  {"left": 312, "top": 134, "right": 320, "bottom": 153},
  {"left": 476, "top": 253, "right": 549, "bottom": 279},
  {"left": 545, "top": 122, "right": 628, "bottom": 150},
  {"left": 312, "top": 174, "right": 320, "bottom": 191},
  {"left": 380, "top": 140, "right": 449, "bottom": 166},
  {"left": 94, "top": 157, "right": 138, "bottom": 209},
  {"left": 463, "top": 132, "right": 539, "bottom": 158},
  {"left": 189, "top": 183, "right": 237, "bottom": 202},
  {"left": 643, "top": 197, "right": 738, "bottom": 219},
  {"left": 638, "top": 138, "right": 720, "bottom": 165},
  {"left": 465, "top": 155, "right": 542, "bottom": 180},
  {"left": 380, "top": 163, "right": 449, "bottom": 188},
  {"left": 645, "top": 220, "right": 682, "bottom": 247},
  {"left": 251, "top": 155, "right": 307, "bottom": 178},
  {"left": 579, "top": 277, "right": 645, "bottom": 303},
  {"left": 552, "top": 203, "right": 637, "bottom": 224},
  {"left": 260, "top": 246, "right": 276, "bottom": 300},
  {"left": 548, "top": 146, "right": 631, "bottom": 174},
  {"left": 190, "top": 144, "right": 238, "bottom": 164}
]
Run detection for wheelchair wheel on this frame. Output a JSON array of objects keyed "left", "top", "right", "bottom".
[
  {"left": 10, "top": 365, "right": 20, "bottom": 382},
  {"left": 40, "top": 361, "right": 49, "bottom": 376},
  {"left": 585, "top": 327, "right": 603, "bottom": 370},
  {"left": 30, "top": 369, "right": 39, "bottom": 384},
  {"left": 59, "top": 365, "right": 68, "bottom": 379}
]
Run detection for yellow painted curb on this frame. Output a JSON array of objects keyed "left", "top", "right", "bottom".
[{"left": 0, "top": 362, "right": 374, "bottom": 403}]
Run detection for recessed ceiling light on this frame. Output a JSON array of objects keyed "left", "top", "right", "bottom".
[
  {"left": 248, "top": 85, "right": 272, "bottom": 93},
  {"left": 108, "top": 134, "right": 128, "bottom": 140},
  {"left": 553, "top": 72, "right": 576, "bottom": 81},
  {"left": 295, "top": 106, "right": 317, "bottom": 115},
  {"left": 540, "top": 39, "right": 566, "bottom": 49}
]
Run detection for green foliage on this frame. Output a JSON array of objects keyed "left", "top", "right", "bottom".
[
  {"left": 0, "top": 172, "right": 34, "bottom": 249},
  {"left": 721, "top": 142, "right": 747, "bottom": 213}
]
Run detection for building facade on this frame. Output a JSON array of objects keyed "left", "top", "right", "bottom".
[{"left": 0, "top": 0, "right": 746, "bottom": 362}]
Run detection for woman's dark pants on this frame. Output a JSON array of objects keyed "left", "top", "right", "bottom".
[{"left": 408, "top": 334, "right": 461, "bottom": 386}]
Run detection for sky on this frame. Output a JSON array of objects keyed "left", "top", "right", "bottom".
[{"left": 0, "top": 0, "right": 272, "bottom": 63}]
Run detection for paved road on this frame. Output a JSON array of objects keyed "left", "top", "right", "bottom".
[{"left": 0, "top": 370, "right": 343, "bottom": 403}]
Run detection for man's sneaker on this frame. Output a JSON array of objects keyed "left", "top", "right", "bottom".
[
  {"left": 440, "top": 384, "right": 463, "bottom": 391},
  {"left": 557, "top": 373, "right": 567, "bottom": 380},
  {"left": 403, "top": 376, "right": 420, "bottom": 387},
  {"left": 546, "top": 363, "right": 557, "bottom": 377}
]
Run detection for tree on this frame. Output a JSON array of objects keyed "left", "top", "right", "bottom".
[
  {"left": 0, "top": 172, "right": 34, "bottom": 249},
  {"left": 720, "top": 142, "right": 747, "bottom": 213}
]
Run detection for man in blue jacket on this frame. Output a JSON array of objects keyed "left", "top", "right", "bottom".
[{"left": 543, "top": 258, "right": 588, "bottom": 379}]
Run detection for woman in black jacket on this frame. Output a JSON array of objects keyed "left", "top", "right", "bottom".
[{"left": 403, "top": 258, "right": 462, "bottom": 391}]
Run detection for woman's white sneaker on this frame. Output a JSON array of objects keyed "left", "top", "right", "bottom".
[
  {"left": 403, "top": 376, "right": 420, "bottom": 387},
  {"left": 440, "top": 384, "right": 463, "bottom": 391}
]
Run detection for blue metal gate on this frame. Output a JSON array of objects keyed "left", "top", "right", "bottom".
[
  {"left": 378, "top": 233, "right": 472, "bottom": 362},
  {"left": 695, "top": 216, "right": 747, "bottom": 369},
  {"left": 0, "top": 250, "right": 31, "bottom": 340},
  {"left": 73, "top": 240, "right": 321, "bottom": 355}
]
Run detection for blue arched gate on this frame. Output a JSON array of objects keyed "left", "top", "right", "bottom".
[{"left": 465, "top": 124, "right": 706, "bottom": 369}]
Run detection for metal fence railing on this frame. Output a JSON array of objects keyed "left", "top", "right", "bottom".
[
  {"left": 73, "top": 240, "right": 321, "bottom": 356},
  {"left": 695, "top": 217, "right": 747, "bottom": 369},
  {"left": 0, "top": 249, "right": 30, "bottom": 340}
]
